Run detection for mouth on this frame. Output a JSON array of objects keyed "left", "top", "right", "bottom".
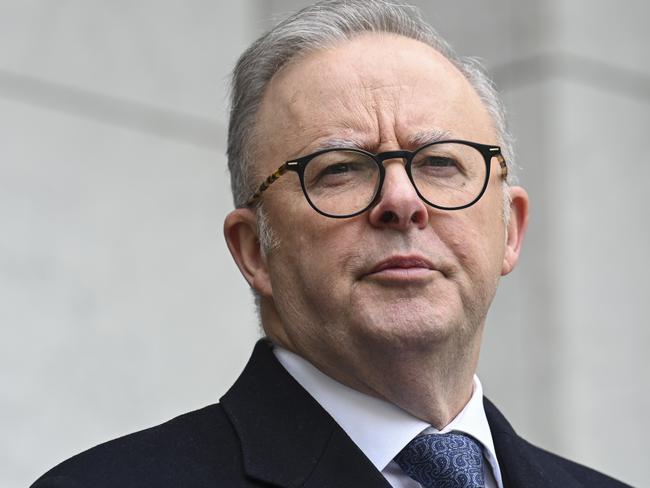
[{"left": 365, "top": 255, "right": 437, "bottom": 283}]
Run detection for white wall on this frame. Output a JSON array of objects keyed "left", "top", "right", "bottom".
[
  {"left": 1, "top": 2, "right": 261, "bottom": 486},
  {"left": 2, "top": 1, "right": 648, "bottom": 487}
]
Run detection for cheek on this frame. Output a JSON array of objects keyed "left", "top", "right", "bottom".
[
  {"left": 445, "top": 225, "right": 486, "bottom": 277},
  {"left": 436, "top": 203, "right": 506, "bottom": 280},
  {"left": 267, "top": 229, "right": 361, "bottom": 347},
  {"left": 271, "top": 218, "right": 354, "bottom": 300}
]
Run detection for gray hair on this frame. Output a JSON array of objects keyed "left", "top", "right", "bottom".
[{"left": 227, "top": 0, "right": 515, "bottom": 212}]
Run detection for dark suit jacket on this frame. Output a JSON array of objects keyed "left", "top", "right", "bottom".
[{"left": 32, "top": 339, "right": 630, "bottom": 487}]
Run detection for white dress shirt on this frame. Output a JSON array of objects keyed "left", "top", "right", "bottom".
[{"left": 274, "top": 345, "right": 503, "bottom": 488}]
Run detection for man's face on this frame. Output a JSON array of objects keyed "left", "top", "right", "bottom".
[{"left": 235, "top": 33, "right": 525, "bottom": 379}]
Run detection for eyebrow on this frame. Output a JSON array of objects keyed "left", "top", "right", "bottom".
[
  {"left": 407, "top": 128, "right": 454, "bottom": 147},
  {"left": 306, "top": 129, "right": 454, "bottom": 156},
  {"left": 314, "top": 137, "right": 369, "bottom": 151}
]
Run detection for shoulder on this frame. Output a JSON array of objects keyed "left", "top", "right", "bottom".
[
  {"left": 483, "top": 397, "right": 631, "bottom": 487},
  {"left": 31, "top": 403, "right": 251, "bottom": 488},
  {"left": 524, "top": 440, "right": 631, "bottom": 488}
]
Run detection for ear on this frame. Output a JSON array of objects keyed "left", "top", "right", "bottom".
[
  {"left": 501, "top": 185, "right": 529, "bottom": 276},
  {"left": 223, "top": 208, "right": 273, "bottom": 297}
]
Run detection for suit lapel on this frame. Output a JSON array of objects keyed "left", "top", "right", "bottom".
[
  {"left": 221, "top": 340, "right": 391, "bottom": 488},
  {"left": 222, "top": 342, "right": 594, "bottom": 487},
  {"left": 302, "top": 427, "right": 393, "bottom": 488},
  {"left": 484, "top": 398, "right": 583, "bottom": 488}
]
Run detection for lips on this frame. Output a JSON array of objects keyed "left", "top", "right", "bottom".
[{"left": 369, "top": 255, "right": 435, "bottom": 274}]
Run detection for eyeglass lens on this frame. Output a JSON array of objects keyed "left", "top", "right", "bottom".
[{"left": 302, "top": 142, "right": 487, "bottom": 216}]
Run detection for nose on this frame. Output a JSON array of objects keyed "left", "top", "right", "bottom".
[{"left": 367, "top": 159, "right": 429, "bottom": 230}]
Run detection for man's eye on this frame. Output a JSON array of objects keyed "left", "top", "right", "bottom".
[
  {"left": 419, "top": 156, "right": 458, "bottom": 167},
  {"left": 324, "top": 162, "right": 353, "bottom": 174},
  {"left": 321, "top": 161, "right": 369, "bottom": 176},
  {"left": 316, "top": 161, "right": 369, "bottom": 178},
  {"left": 306, "top": 159, "right": 374, "bottom": 190},
  {"left": 414, "top": 155, "right": 464, "bottom": 175}
]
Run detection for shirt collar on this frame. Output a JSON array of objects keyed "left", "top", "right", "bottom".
[{"left": 273, "top": 345, "right": 502, "bottom": 486}]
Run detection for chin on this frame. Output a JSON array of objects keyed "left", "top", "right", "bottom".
[{"left": 351, "top": 305, "right": 466, "bottom": 352}]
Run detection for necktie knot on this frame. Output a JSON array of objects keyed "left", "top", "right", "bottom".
[{"left": 395, "top": 432, "right": 485, "bottom": 488}]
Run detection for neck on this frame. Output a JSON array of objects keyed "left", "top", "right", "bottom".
[
  {"left": 328, "top": 334, "right": 481, "bottom": 429},
  {"left": 261, "top": 300, "right": 483, "bottom": 429}
]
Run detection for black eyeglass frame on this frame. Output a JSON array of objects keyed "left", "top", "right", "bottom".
[{"left": 245, "top": 139, "right": 508, "bottom": 219}]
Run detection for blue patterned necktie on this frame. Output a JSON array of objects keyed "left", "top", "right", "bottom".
[{"left": 395, "top": 432, "right": 485, "bottom": 488}]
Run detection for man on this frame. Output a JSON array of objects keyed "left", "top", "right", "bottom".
[{"left": 32, "top": 1, "right": 630, "bottom": 487}]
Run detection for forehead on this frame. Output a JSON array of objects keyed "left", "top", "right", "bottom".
[{"left": 255, "top": 33, "right": 495, "bottom": 166}]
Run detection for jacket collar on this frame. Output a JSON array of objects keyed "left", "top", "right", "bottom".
[
  {"left": 220, "top": 339, "right": 391, "bottom": 488},
  {"left": 222, "top": 339, "right": 586, "bottom": 488},
  {"left": 484, "top": 397, "right": 584, "bottom": 488}
]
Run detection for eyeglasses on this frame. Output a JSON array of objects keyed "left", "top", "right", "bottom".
[{"left": 246, "top": 139, "right": 508, "bottom": 218}]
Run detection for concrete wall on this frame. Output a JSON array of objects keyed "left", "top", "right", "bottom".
[
  {"left": 1, "top": 2, "right": 261, "bottom": 486},
  {"left": 2, "top": 1, "right": 648, "bottom": 486}
]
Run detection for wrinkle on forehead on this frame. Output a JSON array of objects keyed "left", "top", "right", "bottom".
[
  {"left": 255, "top": 33, "right": 495, "bottom": 171},
  {"left": 304, "top": 128, "right": 454, "bottom": 156}
]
